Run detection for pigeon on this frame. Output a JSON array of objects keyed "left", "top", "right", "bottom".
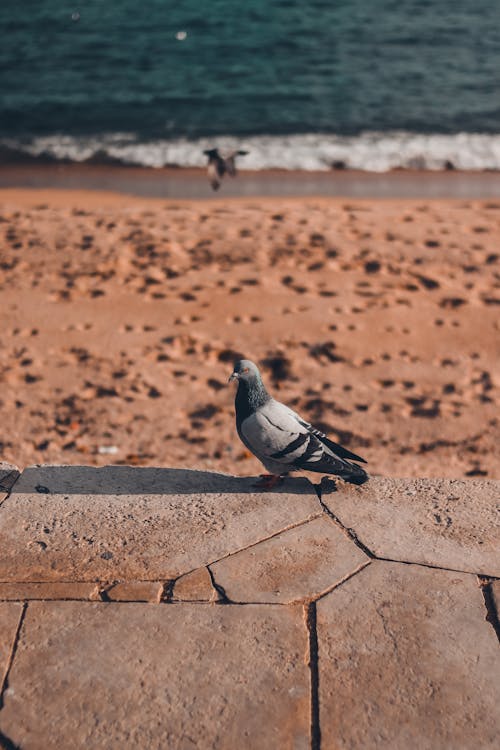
[
  {"left": 203, "top": 148, "right": 249, "bottom": 191},
  {"left": 229, "top": 359, "right": 368, "bottom": 488}
]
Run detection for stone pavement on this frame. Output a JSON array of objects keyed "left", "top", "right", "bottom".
[{"left": 0, "top": 463, "right": 499, "bottom": 749}]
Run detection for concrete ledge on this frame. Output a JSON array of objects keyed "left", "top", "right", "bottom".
[
  {"left": 0, "top": 463, "right": 20, "bottom": 503},
  {"left": 0, "top": 465, "right": 320, "bottom": 583},
  {"left": 0, "top": 465, "right": 498, "bottom": 748}
]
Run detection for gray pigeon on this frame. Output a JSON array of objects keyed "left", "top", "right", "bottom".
[
  {"left": 229, "top": 359, "right": 369, "bottom": 488},
  {"left": 203, "top": 148, "right": 249, "bottom": 191}
]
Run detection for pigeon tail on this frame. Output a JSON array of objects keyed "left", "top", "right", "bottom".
[
  {"left": 316, "top": 434, "right": 367, "bottom": 464},
  {"left": 294, "top": 447, "right": 368, "bottom": 484},
  {"left": 336, "top": 461, "right": 369, "bottom": 485},
  {"left": 303, "top": 454, "right": 369, "bottom": 484}
]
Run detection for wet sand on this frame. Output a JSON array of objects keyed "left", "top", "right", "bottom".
[
  {"left": 0, "top": 183, "right": 499, "bottom": 478},
  {"left": 3, "top": 163, "right": 500, "bottom": 199}
]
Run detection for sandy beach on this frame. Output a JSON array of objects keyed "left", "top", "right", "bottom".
[{"left": 1, "top": 174, "right": 499, "bottom": 479}]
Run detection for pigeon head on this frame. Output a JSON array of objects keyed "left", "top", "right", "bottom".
[
  {"left": 229, "top": 360, "right": 270, "bottom": 417},
  {"left": 228, "top": 359, "right": 262, "bottom": 384}
]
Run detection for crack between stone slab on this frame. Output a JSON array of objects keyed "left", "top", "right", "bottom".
[
  {"left": 0, "top": 579, "right": 174, "bottom": 604},
  {"left": 308, "top": 560, "right": 372, "bottom": 605},
  {"left": 0, "top": 580, "right": 170, "bottom": 588},
  {"left": 0, "top": 578, "right": 179, "bottom": 585},
  {"left": 314, "top": 481, "right": 499, "bottom": 578},
  {"left": 304, "top": 601, "right": 321, "bottom": 750},
  {"left": 0, "top": 592, "right": 292, "bottom": 607},
  {"left": 0, "top": 580, "right": 172, "bottom": 602},
  {"left": 1, "top": 561, "right": 492, "bottom": 604},
  {"left": 205, "top": 559, "right": 372, "bottom": 607},
  {"left": 0, "top": 602, "right": 27, "bottom": 712},
  {"left": 477, "top": 576, "right": 500, "bottom": 644},
  {"left": 205, "top": 512, "right": 323, "bottom": 569},
  {"left": 376, "top": 556, "right": 497, "bottom": 576},
  {"left": 312, "top": 481, "right": 376, "bottom": 558},
  {"left": 0, "top": 589, "right": 315, "bottom": 606},
  {"left": 207, "top": 566, "right": 231, "bottom": 604}
]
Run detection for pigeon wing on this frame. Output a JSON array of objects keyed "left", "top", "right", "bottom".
[
  {"left": 239, "top": 400, "right": 309, "bottom": 463},
  {"left": 294, "top": 416, "right": 367, "bottom": 463},
  {"left": 225, "top": 154, "right": 237, "bottom": 176},
  {"left": 262, "top": 401, "right": 366, "bottom": 464},
  {"left": 239, "top": 399, "right": 351, "bottom": 474}
]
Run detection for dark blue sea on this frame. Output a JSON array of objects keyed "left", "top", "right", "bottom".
[{"left": 1, "top": 0, "right": 500, "bottom": 170}]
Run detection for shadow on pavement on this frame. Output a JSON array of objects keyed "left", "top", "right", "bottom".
[{"left": 10, "top": 465, "right": 316, "bottom": 496}]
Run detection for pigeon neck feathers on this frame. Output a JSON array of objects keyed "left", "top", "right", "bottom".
[{"left": 235, "top": 376, "right": 270, "bottom": 426}]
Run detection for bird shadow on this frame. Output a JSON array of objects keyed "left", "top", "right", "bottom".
[
  {"left": 11, "top": 465, "right": 316, "bottom": 496},
  {"left": 318, "top": 476, "right": 339, "bottom": 496}
]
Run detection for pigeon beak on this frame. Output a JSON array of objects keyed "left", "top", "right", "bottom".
[{"left": 228, "top": 372, "right": 239, "bottom": 383}]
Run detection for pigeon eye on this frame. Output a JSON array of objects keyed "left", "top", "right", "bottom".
[{"left": 242, "top": 367, "right": 249, "bottom": 373}]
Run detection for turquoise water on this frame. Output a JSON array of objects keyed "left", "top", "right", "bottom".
[{"left": 1, "top": 1, "right": 500, "bottom": 169}]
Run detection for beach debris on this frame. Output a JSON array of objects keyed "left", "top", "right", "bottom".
[
  {"left": 229, "top": 359, "right": 368, "bottom": 488},
  {"left": 97, "top": 445, "right": 119, "bottom": 455},
  {"left": 203, "top": 148, "right": 249, "bottom": 191}
]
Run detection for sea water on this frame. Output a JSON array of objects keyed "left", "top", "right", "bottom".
[{"left": 1, "top": 0, "right": 500, "bottom": 170}]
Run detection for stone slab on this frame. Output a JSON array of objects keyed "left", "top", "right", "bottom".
[
  {"left": 105, "top": 581, "right": 163, "bottom": 602},
  {"left": 317, "top": 561, "right": 500, "bottom": 749},
  {"left": 173, "top": 567, "right": 216, "bottom": 601},
  {"left": 0, "top": 601, "right": 310, "bottom": 749},
  {"left": 0, "top": 582, "right": 97, "bottom": 601},
  {"left": 0, "top": 465, "right": 320, "bottom": 582},
  {"left": 322, "top": 477, "right": 500, "bottom": 575},
  {"left": 0, "top": 602, "right": 23, "bottom": 681},
  {"left": 211, "top": 516, "right": 369, "bottom": 603}
]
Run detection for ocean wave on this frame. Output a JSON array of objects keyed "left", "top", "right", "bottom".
[{"left": 3, "top": 132, "right": 500, "bottom": 172}]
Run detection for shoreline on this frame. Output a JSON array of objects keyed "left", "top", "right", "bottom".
[{"left": 2, "top": 163, "right": 500, "bottom": 200}]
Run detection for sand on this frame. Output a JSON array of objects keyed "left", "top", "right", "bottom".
[{"left": 0, "top": 185, "right": 499, "bottom": 479}]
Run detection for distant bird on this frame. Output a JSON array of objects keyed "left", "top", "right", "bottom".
[
  {"left": 229, "top": 359, "right": 369, "bottom": 488},
  {"left": 203, "top": 148, "right": 249, "bottom": 191}
]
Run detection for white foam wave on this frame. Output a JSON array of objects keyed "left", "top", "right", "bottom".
[{"left": 4, "top": 131, "right": 500, "bottom": 171}]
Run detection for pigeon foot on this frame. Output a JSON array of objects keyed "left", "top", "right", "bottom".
[{"left": 253, "top": 474, "right": 284, "bottom": 490}]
